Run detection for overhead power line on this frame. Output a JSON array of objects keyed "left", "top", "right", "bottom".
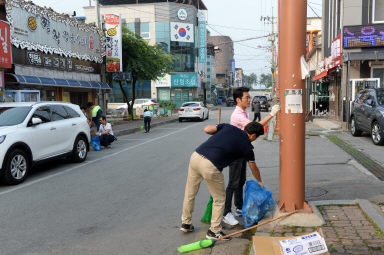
[
  {"left": 308, "top": 3, "right": 321, "bottom": 18},
  {"left": 208, "top": 24, "right": 267, "bottom": 32}
]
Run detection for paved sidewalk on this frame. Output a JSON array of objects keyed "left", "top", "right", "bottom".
[
  {"left": 108, "top": 105, "right": 219, "bottom": 137},
  {"left": 259, "top": 203, "right": 384, "bottom": 255}
]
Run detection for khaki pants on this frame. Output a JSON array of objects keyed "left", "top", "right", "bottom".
[{"left": 181, "top": 152, "right": 225, "bottom": 233}]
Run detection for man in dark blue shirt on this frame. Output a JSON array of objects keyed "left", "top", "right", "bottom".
[{"left": 180, "top": 122, "right": 264, "bottom": 240}]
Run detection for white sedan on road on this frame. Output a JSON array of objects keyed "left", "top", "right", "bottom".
[
  {"left": 116, "top": 98, "right": 159, "bottom": 110},
  {"left": 178, "top": 102, "right": 209, "bottom": 122}
]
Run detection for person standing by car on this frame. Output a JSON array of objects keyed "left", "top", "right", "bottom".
[
  {"left": 80, "top": 106, "right": 92, "bottom": 127},
  {"left": 143, "top": 108, "right": 153, "bottom": 133},
  {"left": 252, "top": 100, "right": 261, "bottom": 122},
  {"left": 87, "top": 102, "right": 103, "bottom": 131},
  {"left": 98, "top": 116, "right": 116, "bottom": 148},
  {"left": 223, "top": 87, "right": 280, "bottom": 226},
  {"left": 180, "top": 122, "right": 265, "bottom": 240}
]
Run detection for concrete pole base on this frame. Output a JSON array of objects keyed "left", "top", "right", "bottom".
[{"left": 256, "top": 204, "right": 325, "bottom": 232}]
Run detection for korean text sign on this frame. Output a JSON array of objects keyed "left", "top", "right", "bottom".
[
  {"left": 171, "top": 73, "right": 198, "bottom": 87},
  {"left": 0, "top": 21, "right": 11, "bottom": 69},
  {"left": 105, "top": 14, "right": 122, "bottom": 72},
  {"left": 344, "top": 24, "right": 384, "bottom": 49}
]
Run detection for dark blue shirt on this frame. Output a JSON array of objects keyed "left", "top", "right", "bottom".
[{"left": 196, "top": 124, "right": 255, "bottom": 171}]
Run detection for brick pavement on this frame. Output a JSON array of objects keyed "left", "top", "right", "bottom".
[{"left": 258, "top": 205, "right": 384, "bottom": 255}]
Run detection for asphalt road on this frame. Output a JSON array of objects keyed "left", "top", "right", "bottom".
[
  {"left": 0, "top": 107, "right": 382, "bottom": 255},
  {"left": 0, "top": 108, "right": 232, "bottom": 255}
]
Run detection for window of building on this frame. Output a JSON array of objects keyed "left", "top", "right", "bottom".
[
  {"left": 140, "top": 23, "right": 150, "bottom": 39},
  {"left": 373, "top": 0, "right": 384, "bottom": 23},
  {"left": 170, "top": 41, "right": 195, "bottom": 72},
  {"left": 125, "top": 23, "right": 135, "bottom": 33}
]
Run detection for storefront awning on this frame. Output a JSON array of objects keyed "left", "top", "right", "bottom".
[
  {"left": 312, "top": 71, "right": 328, "bottom": 81},
  {"left": 6, "top": 74, "right": 110, "bottom": 89}
]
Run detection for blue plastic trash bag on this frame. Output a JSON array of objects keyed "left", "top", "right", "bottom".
[
  {"left": 91, "top": 136, "right": 101, "bottom": 151},
  {"left": 242, "top": 180, "right": 275, "bottom": 228}
]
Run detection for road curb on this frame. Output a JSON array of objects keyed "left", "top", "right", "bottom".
[{"left": 114, "top": 118, "right": 179, "bottom": 137}]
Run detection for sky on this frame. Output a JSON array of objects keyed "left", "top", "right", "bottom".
[{"left": 32, "top": 0, "right": 323, "bottom": 81}]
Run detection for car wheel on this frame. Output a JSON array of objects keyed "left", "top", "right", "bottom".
[
  {"left": 206, "top": 112, "right": 209, "bottom": 120},
  {"left": 2, "top": 149, "right": 30, "bottom": 185},
  {"left": 179, "top": 118, "right": 183, "bottom": 122},
  {"left": 72, "top": 135, "right": 88, "bottom": 162},
  {"left": 200, "top": 113, "right": 205, "bottom": 121},
  {"left": 351, "top": 116, "right": 362, "bottom": 137},
  {"left": 371, "top": 121, "right": 384, "bottom": 145}
]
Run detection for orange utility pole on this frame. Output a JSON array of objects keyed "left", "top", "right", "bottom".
[{"left": 278, "top": 0, "right": 311, "bottom": 213}]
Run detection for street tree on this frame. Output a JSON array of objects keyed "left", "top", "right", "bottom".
[
  {"left": 119, "top": 27, "right": 174, "bottom": 119},
  {"left": 259, "top": 73, "right": 273, "bottom": 88},
  {"left": 244, "top": 73, "right": 258, "bottom": 88}
]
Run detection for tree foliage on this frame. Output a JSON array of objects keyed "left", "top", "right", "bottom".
[
  {"left": 119, "top": 27, "right": 174, "bottom": 119},
  {"left": 243, "top": 73, "right": 258, "bottom": 89},
  {"left": 259, "top": 73, "right": 273, "bottom": 88}
]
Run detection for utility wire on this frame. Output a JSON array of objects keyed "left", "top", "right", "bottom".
[
  {"left": 308, "top": 3, "right": 321, "bottom": 18},
  {"left": 208, "top": 24, "right": 266, "bottom": 32}
]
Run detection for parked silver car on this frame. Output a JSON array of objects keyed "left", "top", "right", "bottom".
[{"left": 350, "top": 88, "right": 384, "bottom": 145}]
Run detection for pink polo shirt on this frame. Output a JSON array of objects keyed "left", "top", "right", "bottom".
[{"left": 230, "top": 106, "right": 250, "bottom": 130}]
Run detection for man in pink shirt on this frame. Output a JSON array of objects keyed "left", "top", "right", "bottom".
[{"left": 223, "top": 87, "right": 279, "bottom": 226}]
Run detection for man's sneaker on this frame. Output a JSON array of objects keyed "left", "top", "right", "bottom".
[
  {"left": 234, "top": 208, "right": 242, "bottom": 217},
  {"left": 180, "top": 224, "right": 194, "bottom": 233},
  {"left": 206, "top": 229, "right": 232, "bottom": 241},
  {"left": 223, "top": 212, "right": 239, "bottom": 226}
]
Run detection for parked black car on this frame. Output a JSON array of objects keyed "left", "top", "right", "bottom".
[
  {"left": 251, "top": 96, "right": 270, "bottom": 112},
  {"left": 350, "top": 88, "right": 384, "bottom": 145},
  {"left": 226, "top": 97, "right": 235, "bottom": 107}
]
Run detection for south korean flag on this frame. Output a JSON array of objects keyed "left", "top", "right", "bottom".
[{"left": 171, "top": 22, "right": 194, "bottom": 43}]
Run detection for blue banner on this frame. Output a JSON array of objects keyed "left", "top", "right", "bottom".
[
  {"left": 198, "top": 21, "right": 207, "bottom": 63},
  {"left": 171, "top": 73, "right": 198, "bottom": 87},
  {"left": 231, "top": 59, "right": 235, "bottom": 74}
]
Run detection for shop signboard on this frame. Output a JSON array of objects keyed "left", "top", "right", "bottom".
[
  {"left": 155, "top": 74, "right": 171, "bottom": 87},
  {"left": 6, "top": 1, "right": 104, "bottom": 63},
  {"left": 170, "top": 22, "right": 194, "bottom": 43},
  {"left": 12, "top": 47, "right": 100, "bottom": 73},
  {"left": 330, "top": 35, "right": 342, "bottom": 68},
  {"left": 0, "top": 20, "right": 11, "bottom": 69},
  {"left": 105, "top": 14, "right": 122, "bottom": 72},
  {"left": 198, "top": 11, "right": 207, "bottom": 63},
  {"left": 231, "top": 59, "right": 235, "bottom": 74},
  {"left": 343, "top": 24, "right": 384, "bottom": 49},
  {"left": 171, "top": 73, "right": 198, "bottom": 87}
]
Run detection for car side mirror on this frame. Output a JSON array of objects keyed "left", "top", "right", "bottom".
[{"left": 31, "top": 117, "right": 43, "bottom": 125}]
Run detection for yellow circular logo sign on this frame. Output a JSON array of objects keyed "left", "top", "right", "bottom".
[
  {"left": 107, "top": 27, "right": 117, "bottom": 37},
  {"left": 27, "top": 16, "right": 37, "bottom": 31}
]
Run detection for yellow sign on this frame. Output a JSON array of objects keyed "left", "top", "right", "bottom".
[
  {"left": 27, "top": 16, "right": 37, "bottom": 31},
  {"left": 62, "top": 91, "right": 70, "bottom": 102}
]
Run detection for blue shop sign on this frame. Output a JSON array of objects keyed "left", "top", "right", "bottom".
[{"left": 171, "top": 73, "right": 198, "bottom": 87}]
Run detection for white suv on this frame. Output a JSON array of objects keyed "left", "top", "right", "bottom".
[{"left": 0, "top": 102, "right": 91, "bottom": 185}]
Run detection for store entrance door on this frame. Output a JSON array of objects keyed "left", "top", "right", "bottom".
[
  {"left": 182, "top": 90, "right": 190, "bottom": 104},
  {"left": 312, "top": 82, "right": 330, "bottom": 117},
  {"left": 70, "top": 92, "right": 88, "bottom": 107},
  {"left": 174, "top": 90, "right": 182, "bottom": 108}
]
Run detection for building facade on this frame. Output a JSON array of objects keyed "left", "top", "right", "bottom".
[
  {"left": 84, "top": 0, "right": 208, "bottom": 108},
  {"left": 316, "top": 0, "right": 384, "bottom": 127},
  {"left": 1, "top": 0, "right": 108, "bottom": 106},
  {"left": 207, "top": 35, "right": 234, "bottom": 98}
]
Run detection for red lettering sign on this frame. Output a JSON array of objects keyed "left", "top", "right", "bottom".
[{"left": 0, "top": 20, "right": 11, "bottom": 69}]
